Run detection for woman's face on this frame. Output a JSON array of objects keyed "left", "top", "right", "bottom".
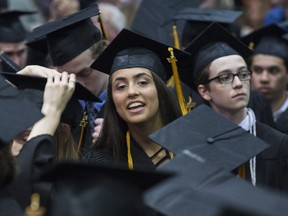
[
  {"left": 111, "top": 67, "right": 161, "bottom": 126},
  {"left": 198, "top": 55, "right": 250, "bottom": 118}
]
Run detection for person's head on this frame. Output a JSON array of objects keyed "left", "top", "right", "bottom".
[
  {"left": 91, "top": 2, "right": 127, "bottom": 42},
  {"left": 245, "top": 25, "right": 288, "bottom": 105},
  {"left": 90, "top": 29, "right": 188, "bottom": 156},
  {"left": 32, "top": 4, "right": 109, "bottom": 96},
  {"left": 0, "top": 11, "right": 32, "bottom": 68},
  {"left": 184, "top": 23, "right": 253, "bottom": 123}
]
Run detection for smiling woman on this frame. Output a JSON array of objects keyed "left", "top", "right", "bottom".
[{"left": 82, "top": 29, "right": 191, "bottom": 170}]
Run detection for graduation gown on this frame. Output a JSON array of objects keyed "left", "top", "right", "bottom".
[
  {"left": 82, "top": 138, "right": 155, "bottom": 170},
  {"left": 249, "top": 122, "right": 288, "bottom": 192},
  {"left": 0, "top": 188, "right": 23, "bottom": 216},
  {"left": 275, "top": 108, "right": 288, "bottom": 134},
  {"left": 7, "top": 135, "right": 54, "bottom": 210}
]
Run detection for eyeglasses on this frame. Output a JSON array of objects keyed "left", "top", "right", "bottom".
[{"left": 204, "top": 70, "right": 252, "bottom": 84}]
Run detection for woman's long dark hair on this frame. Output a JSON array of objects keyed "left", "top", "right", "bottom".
[{"left": 93, "top": 71, "right": 181, "bottom": 159}]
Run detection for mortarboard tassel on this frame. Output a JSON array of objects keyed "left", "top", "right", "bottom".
[
  {"left": 168, "top": 47, "right": 188, "bottom": 115},
  {"left": 166, "top": 24, "right": 180, "bottom": 87},
  {"left": 77, "top": 111, "right": 88, "bottom": 155},
  {"left": 98, "top": 10, "right": 108, "bottom": 40},
  {"left": 126, "top": 131, "right": 134, "bottom": 170},
  {"left": 248, "top": 42, "right": 254, "bottom": 50},
  {"left": 172, "top": 24, "right": 180, "bottom": 49},
  {"left": 24, "top": 193, "right": 46, "bottom": 216},
  {"left": 238, "top": 164, "right": 246, "bottom": 179}
]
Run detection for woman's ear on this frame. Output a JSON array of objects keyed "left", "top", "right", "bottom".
[{"left": 198, "top": 84, "right": 211, "bottom": 102}]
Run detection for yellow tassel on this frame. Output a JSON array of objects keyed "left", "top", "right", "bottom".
[
  {"left": 238, "top": 164, "right": 246, "bottom": 179},
  {"left": 126, "top": 131, "right": 134, "bottom": 170},
  {"left": 172, "top": 24, "right": 180, "bottom": 49},
  {"left": 249, "top": 42, "right": 254, "bottom": 50},
  {"left": 77, "top": 111, "right": 88, "bottom": 155},
  {"left": 167, "top": 47, "right": 187, "bottom": 115},
  {"left": 98, "top": 10, "right": 108, "bottom": 40}
]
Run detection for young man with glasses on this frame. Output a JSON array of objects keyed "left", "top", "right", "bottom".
[{"left": 182, "top": 22, "right": 288, "bottom": 193}]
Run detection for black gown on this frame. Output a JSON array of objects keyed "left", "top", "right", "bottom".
[
  {"left": 7, "top": 135, "right": 54, "bottom": 210},
  {"left": 244, "top": 122, "right": 288, "bottom": 192}
]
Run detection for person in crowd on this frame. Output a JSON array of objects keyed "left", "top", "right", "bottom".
[
  {"left": 183, "top": 22, "right": 288, "bottom": 192},
  {"left": 83, "top": 28, "right": 192, "bottom": 169},
  {"left": 27, "top": 4, "right": 109, "bottom": 149},
  {"left": 0, "top": 10, "right": 32, "bottom": 69},
  {"left": 243, "top": 24, "right": 288, "bottom": 134},
  {"left": 7, "top": 70, "right": 77, "bottom": 210}
]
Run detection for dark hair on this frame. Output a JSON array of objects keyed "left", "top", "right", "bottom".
[
  {"left": 52, "top": 123, "right": 78, "bottom": 164},
  {"left": 0, "top": 142, "right": 16, "bottom": 188},
  {"left": 92, "top": 71, "right": 181, "bottom": 159}
]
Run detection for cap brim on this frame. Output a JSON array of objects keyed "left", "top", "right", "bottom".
[
  {"left": 149, "top": 104, "right": 269, "bottom": 171},
  {"left": 0, "top": 74, "right": 43, "bottom": 143},
  {"left": 0, "top": 72, "right": 101, "bottom": 102}
]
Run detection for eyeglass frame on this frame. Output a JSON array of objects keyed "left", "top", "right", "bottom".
[{"left": 202, "top": 69, "right": 252, "bottom": 85}]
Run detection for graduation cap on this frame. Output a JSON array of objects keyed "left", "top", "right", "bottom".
[
  {"left": 131, "top": 0, "right": 203, "bottom": 46},
  {"left": 183, "top": 22, "right": 253, "bottom": 91},
  {"left": 32, "top": 4, "right": 102, "bottom": 66},
  {"left": 90, "top": 28, "right": 191, "bottom": 82},
  {"left": 145, "top": 152, "right": 288, "bottom": 216},
  {"left": 0, "top": 74, "right": 43, "bottom": 144},
  {"left": 174, "top": 8, "right": 242, "bottom": 47},
  {"left": 40, "top": 162, "right": 173, "bottom": 216},
  {"left": 241, "top": 24, "right": 288, "bottom": 62},
  {"left": 149, "top": 104, "right": 269, "bottom": 172},
  {"left": 0, "top": 72, "right": 100, "bottom": 102},
  {"left": 0, "top": 10, "right": 35, "bottom": 43}
]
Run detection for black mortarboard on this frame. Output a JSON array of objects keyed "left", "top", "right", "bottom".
[
  {"left": 149, "top": 104, "right": 269, "bottom": 172},
  {"left": 0, "top": 10, "right": 34, "bottom": 43},
  {"left": 40, "top": 162, "right": 173, "bottom": 216},
  {"left": 183, "top": 22, "right": 253, "bottom": 90},
  {"left": 0, "top": 72, "right": 101, "bottom": 102},
  {"left": 241, "top": 24, "right": 288, "bottom": 62},
  {"left": 90, "top": 28, "right": 191, "bottom": 82},
  {"left": 0, "top": 74, "right": 43, "bottom": 144},
  {"left": 32, "top": 4, "right": 101, "bottom": 66},
  {"left": 175, "top": 8, "right": 242, "bottom": 47},
  {"left": 145, "top": 152, "right": 288, "bottom": 216},
  {"left": 131, "top": 0, "right": 203, "bottom": 46}
]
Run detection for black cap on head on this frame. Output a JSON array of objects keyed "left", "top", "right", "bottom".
[
  {"left": 175, "top": 8, "right": 242, "bottom": 47},
  {"left": 183, "top": 22, "right": 253, "bottom": 90},
  {"left": 242, "top": 24, "right": 288, "bottom": 62},
  {"left": 90, "top": 28, "right": 191, "bottom": 82},
  {"left": 0, "top": 74, "right": 43, "bottom": 144},
  {"left": 40, "top": 162, "right": 173, "bottom": 216},
  {"left": 145, "top": 152, "right": 288, "bottom": 216},
  {"left": 0, "top": 10, "right": 34, "bottom": 43},
  {"left": 149, "top": 104, "right": 269, "bottom": 171},
  {"left": 0, "top": 72, "right": 101, "bottom": 102},
  {"left": 32, "top": 4, "right": 102, "bottom": 66}
]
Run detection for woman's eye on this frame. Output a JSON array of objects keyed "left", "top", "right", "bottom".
[
  {"left": 115, "top": 83, "right": 127, "bottom": 90},
  {"left": 138, "top": 80, "right": 149, "bottom": 86}
]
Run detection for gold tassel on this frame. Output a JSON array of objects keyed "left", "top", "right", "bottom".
[
  {"left": 167, "top": 47, "right": 188, "bottom": 115},
  {"left": 98, "top": 10, "right": 108, "bottom": 40},
  {"left": 238, "top": 164, "right": 246, "bottom": 179},
  {"left": 77, "top": 111, "right": 88, "bottom": 155},
  {"left": 172, "top": 24, "right": 180, "bottom": 49},
  {"left": 126, "top": 131, "right": 134, "bottom": 170},
  {"left": 249, "top": 42, "right": 254, "bottom": 50},
  {"left": 25, "top": 193, "right": 45, "bottom": 216}
]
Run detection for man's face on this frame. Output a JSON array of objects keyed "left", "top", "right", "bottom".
[
  {"left": 198, "top": 55, "right": 251, "bottom": 118},
  {"left": 251, "top": 54, "right": 288, "bottom": 103},
  {"left": 0, "top": 41, "right": 28, "bottom": 69},
  {"left": 56, "top": 48, "right": 107, "bottom": 96}
]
